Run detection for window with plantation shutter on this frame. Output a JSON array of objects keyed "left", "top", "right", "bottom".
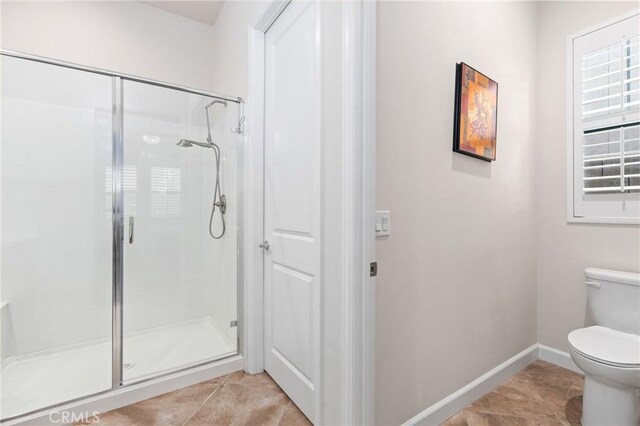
[
  {"left": 569, "top": 13, "right": 640, "bottom": 223},
  {"left": 582, "top": 124, "right": 639, "bottom": 194}
]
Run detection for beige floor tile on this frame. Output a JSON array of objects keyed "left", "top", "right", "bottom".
[
  {"left": 279, "top": 407, "right": 312, "bottom": 426},
  {"left": 91, "top": 379, "right": 222, "bottom": 425},
  {"left": 222, "top": 371, "right": 280, "bottom": 389},
  {"left": 85, "top": 360, "right": 577, "bottom": 426},
  {"left": 184, "top": 382, "right": 290, "bottom": 426},
  {"left": 442, "top": 360, "right": 584, "bottom": 426}
]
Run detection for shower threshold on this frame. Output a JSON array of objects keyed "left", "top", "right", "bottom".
[{"left": 0, "top": 317, "right": 235, "bottom": 420}]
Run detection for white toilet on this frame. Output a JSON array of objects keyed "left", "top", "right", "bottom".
[{"left": 568, "top": 268, "right": 640, "bottom": 426}]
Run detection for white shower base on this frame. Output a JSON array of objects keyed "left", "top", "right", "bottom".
[{"left": 0, "top": 317, "right": 235, "bottom": 420}]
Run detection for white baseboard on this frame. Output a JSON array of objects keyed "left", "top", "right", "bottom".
[
  {"left": 403, "top": 344, "right": 539, "bottom": 426},
  {"left": 537, "top": 344, "right": 581, "bottom": 374},
  {"left": 403, "top": 343, "right": 584, "bottom": 425},
  {"left": 9, "top": 355, "right": 244, "bottom": 426}
]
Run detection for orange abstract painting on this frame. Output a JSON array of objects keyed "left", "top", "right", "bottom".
[{"left": 453, "top": 63, "right": 498, "bottom": 161}]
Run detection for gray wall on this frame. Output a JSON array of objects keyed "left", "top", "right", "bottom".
[
  {"left": 207, "top": 1, "right": 263, "bottom": 99},
  {"left": 1, "top": 1, "right": 217, "bottom": 91},
  {"left": 535, "top": 1, "right": 640, "bottom": 351},
  {"left": 376, "top": 2, "right": 538, "bottom": 424}
]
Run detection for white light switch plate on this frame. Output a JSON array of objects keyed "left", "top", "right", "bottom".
[{"left": 375, "top": 210, "right": 390, "bottom": 237}]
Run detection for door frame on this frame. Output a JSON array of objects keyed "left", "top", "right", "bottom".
[{"left": 243, "top": 1, "right": 376, "bottom": 423}]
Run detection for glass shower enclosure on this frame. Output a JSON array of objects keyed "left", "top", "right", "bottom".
[{"left": 0, "top": 52, "right": 242, "bottom": 421}]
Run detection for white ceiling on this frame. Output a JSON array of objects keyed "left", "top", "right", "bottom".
[{"left": 141, "top": 1, "right": 225, "bottom": 27}]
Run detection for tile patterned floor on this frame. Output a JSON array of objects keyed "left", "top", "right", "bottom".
[
  {"left": 80, "top": 371, "right": 311, "bottom": 426},
  {"left": 81, "top": 360, "right": 581, "bottom": 426},
  {"left": 442, "top": 360, "right": 584, "bottom": 426}
]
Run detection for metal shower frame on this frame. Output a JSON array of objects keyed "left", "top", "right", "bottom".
[{"left": 0, "top": 49, "right": 244, "bottom": 422}]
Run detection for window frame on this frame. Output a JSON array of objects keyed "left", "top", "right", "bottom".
[{"left": 566, "top": 10, "right": 640, "bottom": 225}]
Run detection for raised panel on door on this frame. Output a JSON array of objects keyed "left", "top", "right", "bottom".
[{"left": 263, "top": 1, "right": 320, "bottom": 422}]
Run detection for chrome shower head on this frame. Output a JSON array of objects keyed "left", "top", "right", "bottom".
[
  {"left": 177, "top": 139, "right": 194, "bottom": 147},
  {"left": 176, "top": 139, "right": 214, "bottom": 149}
]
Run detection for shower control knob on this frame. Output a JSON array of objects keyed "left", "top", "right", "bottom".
[{"left": 259, "top": 241, "right": 270, "bottom": 252}]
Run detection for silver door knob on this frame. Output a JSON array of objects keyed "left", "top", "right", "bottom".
[{"left": 259, "top": 241, "right": 270, "bottom": 251}]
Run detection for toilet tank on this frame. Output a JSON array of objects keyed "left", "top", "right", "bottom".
[{"left": 585, "top": 268, "right": 640, "bottom": 335}]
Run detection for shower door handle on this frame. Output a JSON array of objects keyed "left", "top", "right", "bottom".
[{"left": 128, "top": 216, "right": 134, "bottom": 244}]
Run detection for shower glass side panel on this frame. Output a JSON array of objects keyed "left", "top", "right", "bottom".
[
  {"left": 0, "top": 56, "right": 113, "bottom": 419},
  {"left": 121, "top": 80, "right": 239, "bottom": 383}
]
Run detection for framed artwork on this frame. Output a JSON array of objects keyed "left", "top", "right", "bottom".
[{"left": 453, "top": 62, "right": 498, "bottom": 162}]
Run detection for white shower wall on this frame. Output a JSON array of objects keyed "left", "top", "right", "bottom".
[{"left": 1, "top": 58, "right": 113, "bottom": 357}]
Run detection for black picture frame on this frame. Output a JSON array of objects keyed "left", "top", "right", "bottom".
[{"left": 453, "top": 62, "right": 499, "bottom": 162}]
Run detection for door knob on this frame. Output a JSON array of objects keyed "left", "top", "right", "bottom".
[{"left": 259, "top": 241, "right": 270, "bottom": 252}]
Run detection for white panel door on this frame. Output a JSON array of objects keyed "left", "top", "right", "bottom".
[{"left": 263, "top": 1, "right": 320, "bottom": 422}]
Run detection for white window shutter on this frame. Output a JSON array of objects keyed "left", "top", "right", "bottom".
[{"left": 570, "top": 13, "right": 640, "bottom": 223}]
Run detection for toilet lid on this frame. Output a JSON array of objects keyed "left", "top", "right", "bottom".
[{"left": 569, "top": 326, "right": 640, "bottom": 367}]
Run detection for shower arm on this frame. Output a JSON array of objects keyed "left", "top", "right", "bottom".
[{"left": 204, "top": 100, "right": 228, "bottom": 143}]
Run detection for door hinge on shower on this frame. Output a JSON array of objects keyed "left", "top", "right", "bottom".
[{"left": 232, "top": 116, "right": 245, "bottom": 135}]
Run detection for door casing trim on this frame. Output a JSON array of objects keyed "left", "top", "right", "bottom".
[{"left": 244, "top": 1, "right": 376, "bottom": 423}]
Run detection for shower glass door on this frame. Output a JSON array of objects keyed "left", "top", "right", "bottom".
[
  {"left": 120, "top": 80, "right": 239, "bottom": 383},
  {"left": 0, "top": 55, "right": 113, "bottom": 419}
]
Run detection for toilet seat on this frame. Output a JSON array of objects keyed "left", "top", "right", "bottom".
[{"left": 568, "top": 326, "right": 640, "bottom": 368}]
